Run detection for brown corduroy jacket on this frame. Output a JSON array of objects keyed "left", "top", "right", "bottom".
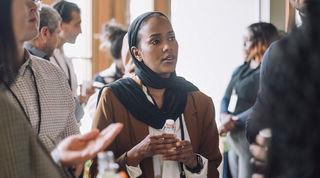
[{"left": 90, "top": 86, "right": 222, "bottom": 178}]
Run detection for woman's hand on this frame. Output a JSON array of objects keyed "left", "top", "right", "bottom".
[
  {"left": 127, "top": 133, "right": 178, "bottom": 166},
  {"left": 250, "top": 129, "right": 271, "bottom": 178},
  {"left": 219, "top": 114, "right": 237, "bottom": 136},
  {"left": 162, "top": 140, "right": 198, "bottom": 169}
]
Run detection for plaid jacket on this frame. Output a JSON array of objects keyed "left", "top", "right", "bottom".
[{"left": 8, "top": 52, "right": 79, "bottom": 151}]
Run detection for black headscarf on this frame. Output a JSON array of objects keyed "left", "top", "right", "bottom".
[{"left": 99, "top": 12, "right": 198, "bottom": 129}]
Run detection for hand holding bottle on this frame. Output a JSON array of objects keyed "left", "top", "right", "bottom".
[{"left": 126, "top": 133, "right": 178, "bottom": 166}]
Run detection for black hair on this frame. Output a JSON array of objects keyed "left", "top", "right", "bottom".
[
  {"left": 53, "top": 0, "right": 80, "bottom": 23},
  {"left": 248, "top": 22, "right": 280, "bottom": 48},
  {"left": 0, "top": 0, "right": 19, "bottom": 84},
  {"left": 246, "top": 22, "right": 280, "bottom": 61},
  {"left": 264, "top": 0, "right": 320, "bottom": 177},
  {"left": 100, "top": 23, "right": 127, "bottom": 60}
]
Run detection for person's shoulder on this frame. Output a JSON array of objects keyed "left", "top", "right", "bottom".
[
  {"left": 101, "top": 77, "right": 134, "bottom": 94},
  {"left": 98, "top": 63, "right": 116, "bottom": 77},
  {"left": 230, "top": 62, "right": 247, "bottom": 77},
  {"left": 93, "top": 64, "right": 117, "bottom": 87},
  {"left": 30, "top": 55, "right": 68, "bottom": 79},
  {"left": 261, "top": 35, "right": 290, "bottom": 67},
  {"left": 188, "top": 91, "right": 213, "bottom": 105},
  {"left": 0, "top": 92, "right": 22, "bottom": 123},
  {"left": 267, "top": 33, "right": 294, "bottom": 57},
  {"left": 101, "top": 86, "right": 113, "bottom": 98},
  {"left": 31, "top": 55, "right": 60, "bottom": 70},
  {"left": 187, "top": 91, "right": 215, "bottom": 116}
]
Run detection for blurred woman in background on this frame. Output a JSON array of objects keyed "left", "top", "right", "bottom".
[
  {"left": 93, "top": 22, "right": 127, "bottom": 88},
  {"left": 220, "top": 22, "right": 280, "bottom": 178},
  {"left": 81, "top": 22, "right": 127, "bottom": 133}
]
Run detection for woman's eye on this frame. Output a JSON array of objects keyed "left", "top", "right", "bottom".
[
  {"left": 169, "top": 36, "right": 176, "bottom": 41},
  {"left": 151, "top": 39, "right": 160, "bottom": 45}
]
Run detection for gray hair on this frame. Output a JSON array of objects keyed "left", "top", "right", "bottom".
[{"left": 39, "top": 5, "right": 61, "bottom": 33}]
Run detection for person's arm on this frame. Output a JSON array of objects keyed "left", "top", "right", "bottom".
[
  {"left": 90, "top": 88, "right": 141, "bottom": 177},
  {"left": 0, "top": 94, "right": 66, "bottom": 178},
  {"left": 62, "top": 73, "right": 80, "bottom": 137},
  {"left": 249, "top": 129, "right": 271, "bottom": 178},
  {"left": 246, "top": 44, "right": 276, "bottom": 143},
  {"left": 183, "top": 154, "right": 208, "bottom": 178},
  {"left": 199, "top": 97, "right": 222, "bottom": 177},
  {"left": 234, "top": 108, "right": 253, "bottom": 128},
  {"left": 51, "top": 124, "right": 123, "bottom": 166},
  {"left": 0, "top": 102, "right": 38, "bottom": 177}
]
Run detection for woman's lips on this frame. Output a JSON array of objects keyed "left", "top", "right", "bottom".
[{"left": 162, "top": 55, "right": 176, "bottom": 64}]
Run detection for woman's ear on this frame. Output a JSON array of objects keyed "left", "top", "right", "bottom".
[{"left": 131, "top": 46, "right": 143, "bottom": 62}]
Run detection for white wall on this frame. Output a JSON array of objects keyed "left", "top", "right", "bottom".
[
  {"left": 171, "top": 0, "right": 269, "bottom": 122},
  {"left": 130, "top": 0, "right": 154, "bottom": 22}
]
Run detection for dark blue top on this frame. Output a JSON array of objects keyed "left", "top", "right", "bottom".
[{"left": 221, "top": 62, "right": 260, "bottom": 128}]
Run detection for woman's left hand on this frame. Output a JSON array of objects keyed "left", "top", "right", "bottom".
[{"left": 162, "top": 140, "right": 198, "bottom": 168}]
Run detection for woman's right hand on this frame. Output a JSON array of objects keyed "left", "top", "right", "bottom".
[
  {"left": 126, "top": 133, "right": 178, "bottom": 166},
  {"left": 219, "top": 113, "right": 236, "bottom": 136}
]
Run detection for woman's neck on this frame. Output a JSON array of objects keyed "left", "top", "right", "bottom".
[
  {"left": 250, "top": 59, "right": 260, "bottom": 69},
  {"left": 147, "top": 87, "right": 165, "bottom": 108}
]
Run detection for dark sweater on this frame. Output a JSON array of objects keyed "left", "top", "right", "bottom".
[{"left": 221, "top": 62, "right": 260, "bottom": 128}]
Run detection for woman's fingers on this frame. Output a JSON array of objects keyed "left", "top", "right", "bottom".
[
  {"left": 250, "top": 144, "right": 267, "bottom": 161},
  {"left": 149, "top": 133, "right": 176, "bottom": 140},
  {"left": 162, "top": 141, "right": 193, "bottom": 161}
]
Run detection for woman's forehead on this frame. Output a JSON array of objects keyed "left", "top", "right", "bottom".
[{"left": 138, "top": 16, "right": 173, "bottom": 36}]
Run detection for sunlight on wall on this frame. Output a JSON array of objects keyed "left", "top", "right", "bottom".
[
  {"left": 130, "top": 0, "right": 154, "bottom": 22},
  {"left": 171, "top": 0, "right": 269, "bottom": 123}
]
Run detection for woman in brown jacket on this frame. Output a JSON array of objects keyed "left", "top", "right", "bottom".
[{"left": 90, "top": 12, "right": 221, "bottom": 178}]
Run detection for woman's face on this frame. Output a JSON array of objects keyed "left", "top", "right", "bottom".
[
  {"left": 243, "top": 29, "right": 253, "bottom": 60},
  {"left": 134, "top": 16, "right": 178, "bottom": 77},
  {"left": 12, "top": 0, "right": 28, "bottom": 43}
]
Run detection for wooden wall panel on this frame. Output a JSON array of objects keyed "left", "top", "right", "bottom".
[
  {"left": 154, "top": 0, "right": 171, "bottom": 19},
  {"left": 41, "top": 0, "right": 56, "bottom": 5},
  {"left": 92, "top": 0, "right": 129, "bottom": 75}
]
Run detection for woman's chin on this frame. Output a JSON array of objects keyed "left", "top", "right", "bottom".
[{"left": 158, "top": 70, "right": 175, "bottom": 78}]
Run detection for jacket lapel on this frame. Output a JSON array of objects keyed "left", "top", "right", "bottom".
[{"left": 183, "top": 94, "right": 200, "bottom": 152}]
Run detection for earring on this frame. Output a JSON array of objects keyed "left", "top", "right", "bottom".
[{"left": 137, "top": 57, "right": 143, "bottom": 62}]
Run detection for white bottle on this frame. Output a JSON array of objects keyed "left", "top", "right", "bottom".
[
  {"left": 161, "top": 119, "right": 180, "bottom": 178},
  {"left": 97, "top": 151, "right": 120, "bottom": 178},
  {"left": 163, "top": 119, "right": 175, "bottom": 134}
]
